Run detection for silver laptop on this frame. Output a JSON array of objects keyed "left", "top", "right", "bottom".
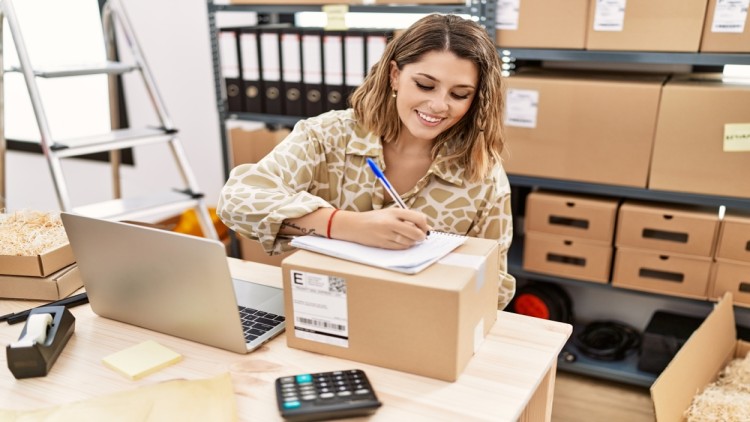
[{"left": 60, "top": 212, "right": 286, "bottom": 354}]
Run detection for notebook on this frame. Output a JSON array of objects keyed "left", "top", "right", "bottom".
[
  {"left": 60, "top": 213, "right": 286, "bottom": 354},
  {"left": 290, "top": 231, "right": 467, "bottom": 274}
]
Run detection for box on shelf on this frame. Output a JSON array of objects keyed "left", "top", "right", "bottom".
[
  {"left": 229, "top": 0, "right": 463, "bottom": 4},
  {"left": 281, "top": 237, "right": 499, "bottom": 381},
  {"left": 709, "top": 260, "right": 750, "bottom": 308},
  {"left": 0, "top": 243, "right": 75, "bottom": 278},
  {"left": 648, "top": 74, "right": 750, "bottom": 199},
  {"left": 525, "top": 191, "right": 619, "bottom": 244},
  {"left": 523, "top": 232, "right": 613, "bottom": 284},
  {"left": 651, "top": 293, "right": 750, "bottom": 421},
  {"left": 700, "top": 0, "right": 750, "bottom": 53},
  {"left": 715, "top": 213, "right": 750, "bottom": 263},
  {"left": 0, "top": 264, "right": 83, "bottom": 301},
  {"left": 612, "top": 247, "right": 712, "bottom": 300},
  {"left": 230, "top": 125, "right": 291, "bottom": 167},
  {"left": 585, "top": 0, "right": 708, "bottom": 52},
  {"left": 495, "top": 0, "right": 588, "bottom": 49},
  {"left": 502, "top": 70, "right": 665, "bottom": 188},
  {"left": 615, "top": 201, "right": 720, "bottom": 257}
]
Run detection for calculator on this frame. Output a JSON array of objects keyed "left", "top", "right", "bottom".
[{"left": 275, "top": 369, "right": 382, "bottom": 421}]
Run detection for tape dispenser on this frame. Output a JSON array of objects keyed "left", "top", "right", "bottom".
[{"left": 6, "top": 305, "right": 75, "bottom": 379}]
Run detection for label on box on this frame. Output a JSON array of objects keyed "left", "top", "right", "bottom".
[
  {"left": 496, "top": 0, "right": 520, "bottom": 30},
  {"left": 593, "top": 0, "right": 626, "bottom": 32},
  {"left": 504, "top": 89, "right": 539, "bottom": 128},
  {"left": 290, "top": 270, "right": 349, "bottom": 347},
  {"left": 439, "top": 253, "right": 486, "bottom": 291},
  {"left": 711, "top": 0, "right": 749, "bottom": 33},
  {"left": 723, "top": 123, "right": 750, "bottom": 152}
]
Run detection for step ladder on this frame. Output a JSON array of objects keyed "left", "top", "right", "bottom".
[{"left": 0, "top": 0, "right": 218, "bottom": 239}]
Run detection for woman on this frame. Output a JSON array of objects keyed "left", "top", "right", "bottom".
[{"left": 218, "top": 14, "right": 515, "bottom": 309}]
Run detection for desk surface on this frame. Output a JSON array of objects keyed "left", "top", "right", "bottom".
[{"left": 0, "top": 258, "right": 571, "bottom": 421}]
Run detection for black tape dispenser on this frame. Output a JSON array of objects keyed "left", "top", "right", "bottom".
[{"left": 6, "top": 305, "right": 75, "bottom": 379}]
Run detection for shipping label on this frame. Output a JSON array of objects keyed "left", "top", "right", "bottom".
[{"left": 290, "top": 270, "right": 349, "bottom": 347}]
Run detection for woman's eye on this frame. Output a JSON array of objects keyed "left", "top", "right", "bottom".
[
  {"left": 415, "top": 82, "right": 434, "bottom": 91},
  {"left": 452, "top": 93, "right": 471, "bottom": 100}
]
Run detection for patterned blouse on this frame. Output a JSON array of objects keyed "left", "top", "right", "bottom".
[{"left": 217, "top": 109, "right": 516, "bottom": 309}]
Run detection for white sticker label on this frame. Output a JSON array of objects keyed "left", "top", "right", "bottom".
[
  {"left": 711, "top": 0, "right": 749, "bottom": 33},
  {"left": 496, "top": 0, "right": 521, "bottom": 30},
  {"left": 438, "top": 253, "right": 487, "bottom": 291},
  {"left": 504, "top": 88, "right": 539, "bottom": 128},
  {"left": 593, "top": 0, "right": 627, "bottom": 32},
  {"left": 724, "top": 123, "right": 750, "bottom": 152},
  {"left": 290, "top": 270, "right": 349, "bottom": 347}
]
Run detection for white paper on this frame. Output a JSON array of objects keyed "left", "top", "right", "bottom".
[
  {"left": 711, "top": 0, "right": 749, "bottom": 33},
  {"left": 504, "top": 88, "right": 539, "bottom": 128},
  {"left": 593, "top": 0, "right": 627, "bottom": 32}
]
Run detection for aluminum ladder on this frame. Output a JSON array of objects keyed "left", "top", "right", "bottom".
[{"left": 1, "top": 0, "right": 218, "bottom": 239}]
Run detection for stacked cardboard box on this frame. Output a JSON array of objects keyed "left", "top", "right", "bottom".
[
  {"left": 523, "top": 191, "right": 619, "bottom": 283},
  {"left": 495, "top": 0, "right": 589, "bottom": 49},
  {"left": 0, "top": 243, "right": 81, "bottom": 300},
  {"left": 700, "top": 0, "right": 750, "bottom": 53},
  {"left": 612, "top": 201, "right": 720, "bottom": 299},
  {"left": 709, "top": 213, "right": 750, "bottom": 307}
]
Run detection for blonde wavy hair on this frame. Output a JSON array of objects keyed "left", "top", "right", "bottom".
[{"left": 351, "top": 14, "right": 505, "bottom": 183}]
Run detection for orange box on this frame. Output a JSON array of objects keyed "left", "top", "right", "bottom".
[
  {"left": 612, "top": 247, "right": 711, "bottom": 300},
  {"left": 615, "top": 202, "right": 720, "bottom": 257},
  {"left": 523, "top": 231, "right": 613, "bottom": 284},
  {"left": 495, "top": 0, "right": 589, "bottom": 49},
  {"left": 585, "top": 0, "right": 708, "bottom": 52},
  {"left": 716, "top": 213, "right": 750, "bottom": 263},
  {"left": 502, "top": 71, "right": 665, "bottom": 188},
  {"left": 709, "top": 260, "right": 750, "bottom": 308},
  {"left": 525, "top": 191, "right": 619, "bottom": 244},
  {"left": 700, "top": 0, "right": 750, "bottom": 53}
]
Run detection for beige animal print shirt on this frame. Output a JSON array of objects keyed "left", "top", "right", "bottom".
[{"left": 218, "top": 109, "right": 515, "bottom": 309}]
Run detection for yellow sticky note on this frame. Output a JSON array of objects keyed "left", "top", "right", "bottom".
[
  {"left": 323, "top": 4, "right": 348, "bottom": 30},
  {"left": 723, "top": 123, "right": 750, "bottom": 152},
  {"left": 102, "top": 340, "right": 182, "bottom": 380}
]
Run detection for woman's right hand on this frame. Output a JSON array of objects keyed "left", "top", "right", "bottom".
[{"left": 334, "top": 208, "right": 431, "bottom": 250}]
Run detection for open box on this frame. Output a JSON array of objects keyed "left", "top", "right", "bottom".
[
  {"left": 0, "top": 243, "right": 75, "bottom": 277},
  {"left": 651, "top": 292, "right": 750, "bottom": 420}
]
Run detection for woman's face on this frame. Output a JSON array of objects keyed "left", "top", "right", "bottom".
[{"left": 390, "top": 50, "right": 478, "bottom": 144}]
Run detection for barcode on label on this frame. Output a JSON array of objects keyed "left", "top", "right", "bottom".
[{"left": 297, "top": 317, "right": 346, "bottom": 332}]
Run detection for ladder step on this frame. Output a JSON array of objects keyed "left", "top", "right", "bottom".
[
  {"left": 72, "top": 191, "right": 204, "bottom": 223},
  {"left": 5, "top": 61, "right": 137, "bottom": 78},
  {"left": 52, "top": 127, "right": 176, "bottom": 158}
]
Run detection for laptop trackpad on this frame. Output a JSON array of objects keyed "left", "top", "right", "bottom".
[{"left": 233, "top": 279, "right": 284, "bottom": 313}]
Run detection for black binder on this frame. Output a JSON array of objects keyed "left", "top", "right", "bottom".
[
  {"left": 322, "top": 30, "right": 346, "bottom": 111},
  {"left": 301, "top": 27, "right": 325, "bottom": 117},
  {"left": 219, "top": 27, "right": 243, "bottom": 113},
  {"left": 238, "top": 27, "right": 263, "bottom": 113},
  {"left": 259, "top": 25, "right": 286, "bottom": 116},
  {"left": 343, "top": 29, "right": 367, "bottom": 108},
  {"left": 280, "top": 27, "right": 304, "bottom": 117}
]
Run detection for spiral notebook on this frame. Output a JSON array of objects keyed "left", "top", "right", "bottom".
[{"left": 290, "top": 231, "right": 467, "bottom": 274}]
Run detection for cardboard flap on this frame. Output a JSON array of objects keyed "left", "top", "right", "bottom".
[{"left": 651, "top": 293, "right": 737, "bottom": 421}]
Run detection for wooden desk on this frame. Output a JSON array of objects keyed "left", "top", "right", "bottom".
[{"left": 0, "top": 259, "right": 571, "bottom": 421}]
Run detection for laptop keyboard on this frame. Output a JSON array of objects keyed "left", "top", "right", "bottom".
[{"left": 238, "top": 306, "right": 285, "bottom": 342}]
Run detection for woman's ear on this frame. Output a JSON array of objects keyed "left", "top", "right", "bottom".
[{"left": 389, "top": 60, "right": 400, "bottom": 91}]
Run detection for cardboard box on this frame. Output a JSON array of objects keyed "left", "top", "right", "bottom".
[
  {"left": 648, "top": 75, "right": 750, "bottom": 199},
  {"left": 495, "top": 0, "right": 589, "bottom": 49},
  {"left": 230, "top": 126, "right": 291, "bottom": 168},
  {"left": 523, "top": 231, "right": 613, "bottom": 283},
  {"left": 651, "top": 293, "right": 750, "bottom": 421},
  {"left": 502, "top": 71, "right": 665, "bottom": 188},
  {"left": 700, "top": 0, "right": 750, "bottom": 53},
  {"left": 238, "top": 235, "right": 295, "bottom": 267},
  {"left": 0, "top": 243, "right": 76, "bottom": 277},
  {"left": 281, "top": 237, "right": 499, "bottom": 381},
  {"left": 525, "top": 191, "right": 619, "bottom": 243},
  {"left": 709, "top": 260, "right": 750, "bottom": 308},
  {"left": 585, "top": 0, "right": 708, "bottom": 52},
  {"left": 229, "top": 0, "right": 463, "bottom": 4},
  {"left": 612, "top": 247, "right": 711, "bottom": 300},
  {"left": 715, "top": 213, "right": 750, "bottom": 263},
  {"left": 615, "top": 202, "right": 720, "bottom": 257},
  {"left": 0, "top": 264, "right": 83, "bottom": 301}
]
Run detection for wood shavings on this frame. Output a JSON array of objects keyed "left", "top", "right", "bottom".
[
  {"left": 0, "top": 210, "right": 69, "bottom": 256},
  {"left": 685, "top": 353, "right": 750, "bottom": 422}
]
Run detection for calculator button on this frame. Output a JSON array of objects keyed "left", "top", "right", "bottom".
[
  {"left": 296, "top": 374, "right": 313, "bottom": 384},
  {"left": 301, "top": 394, "right": 317, "bottom": 401},
  {"left": 355, "top": 389, "right": 371, "bottom": 395},
  {"left": 319, "top": 392, "right": 335, "bottom": 399},
  {"left": 337, "top": 391, "right": 352, "bottom": 397},
  {"left": 283, "top": 401, "right": 301, "bottom": 409}
]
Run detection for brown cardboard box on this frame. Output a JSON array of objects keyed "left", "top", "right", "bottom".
[
  {"left": 615, "top": 202, "right": 720, "bottom": 257},
  {"left": 523, "top": 231, "right": 613, "bottom": 283},
  {"left": 525, "top": 191, "right": 619, "bottom": 243},
  {"left": 0, "top": 243, "right": 76, "bottom": 277},
  {"left": 495, "top": 0, "right": 589, "bottom": 49},
  {"left": 281, "top": 237, "right": 499, "bottom": 381},
  {"left": 230, "top": 0, "right": 463, "bottom": 4},
  {"left": 700, "top": 0, "right": 750, "bottom": 53},
  {"left": 585, "top": 0, "right": 708, "bottom": 52},
  {"left": 648, "top": 75, "right": 750, "bottom": 199},
  {"left": 651, "top": 293, "right": 750, "bottom": 421},
  {"left": 502, "top": 71, "right": 665, "bottom": 188},
  {"left": 709, "top": 260, "right": 750, "bottom": 307},
  {"left": 716, "top": 213, "right": 750, "bottom": 263},
  {"left": 238, "top": 235, "right": 295, "bottom": 267},
  {"left": 0, "top": 264, "right": 83, "bottom": 301},
  {"left": 229, "top": 126, "right": 291, "bottom": 168},
  {"left": 612, "top": 247, "right": 711, "bottom": 300}
]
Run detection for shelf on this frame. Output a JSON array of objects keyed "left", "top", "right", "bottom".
[
  {"left": 508, "top": 174, "right": 750, "bottom": 211},
  {"left": 210, "top": 3, "right": 478, "bottom": 15},
  {"left": 499, "top": 48, "right": 750, "bottom": 66},
  {"left": 227, "top": 112, "right": 302, "bottom": 127}
]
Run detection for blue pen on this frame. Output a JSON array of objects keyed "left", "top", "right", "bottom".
[{"left": 366, "top": 157, "right": 408, "bottom": 209}]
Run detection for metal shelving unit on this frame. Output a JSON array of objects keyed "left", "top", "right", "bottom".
[{"left": 500, "top": 48, "right": 750, "bottom": 66}]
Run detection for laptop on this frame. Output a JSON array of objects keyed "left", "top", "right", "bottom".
[{"left": 60, "top": 212, "right": 286, "bottom": 354}]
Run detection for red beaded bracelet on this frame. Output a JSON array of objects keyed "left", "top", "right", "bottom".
[{"left": 327, "top": 209, "right": 340, "bottom": 239}]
